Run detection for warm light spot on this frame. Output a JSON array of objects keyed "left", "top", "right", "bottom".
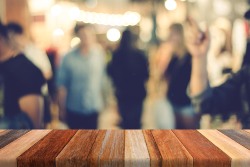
[{"left": 107, "top": 28, "right": 121, "bottom": 42}]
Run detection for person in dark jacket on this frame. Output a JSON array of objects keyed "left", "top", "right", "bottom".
[
  {"left": 0, "top": 22, "right": 45, "bottom": 129},
  {"left": 107, "top": 29, "right": 149, "bottom": 129},
  {"left": 187, "top": 17, "right": 250, "bottom": 128}
]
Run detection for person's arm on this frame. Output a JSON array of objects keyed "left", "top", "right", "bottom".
[
  {"left": 56, "top": 56, "right": 69, "bottom": 122},
  {"left": 155, "top": 43, "right": 174, "bottom": 78},
  {"left": 185, "top": 18, "right": 210, "bottom": 96},
  {"left": 138, "top": 50, "right": 150, "bottom": 81},
  {"left": 19, "top": 95, "right": 43, "bottom": 128},
  {"left": 16, "top": 60, "right": 46, "bottom": 129},
  {"left": 57, "top": 86, "right": 67, "bottom": 121},
  {"left": 43, "top": 71, "right": 53, "bottom": 81}
]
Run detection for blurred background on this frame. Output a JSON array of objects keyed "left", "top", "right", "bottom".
[
  {"left": 0, "top": 0, "right": 249, "bottom": 129},
  {"left": 1, "top": 0, "right": 248, "bottom": 54}
]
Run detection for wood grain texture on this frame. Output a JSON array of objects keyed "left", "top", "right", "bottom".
[
  {"left": 0, "top": 130, "right": 10, "bottom": 136},
  {"left": 0, "top": 130, "right": 29, "bottom": 149},
  {"left": 125, "top": 130, "right": 150, "bottom": 167},
  {"left": 152, "top": 130, "right": 193, "bottom": 167},
  {"left": 219, "top": 130, "right": 250, "bottom": 150},
  {"left": 88, "top": 130, "right": 124, "bottom": 167},
  {"left": 142, "top": 130, "right": 162, "bottom": 167},
  {"left": 173, "top": 130, "right": 231, "bottom": 167},
  {"left": 99, "top": 130, "right": 124, "bottom": 167},
  {"left": 199, "top": 130, "right": 250, "bottom": 167},
  {"left": 0, "top": 130, "right": 51, "bottom": 167},
  {"left": 17, "top": 130, "right": 77, "bottom": 167},
  {"left": 87, "top": 130, "right": 106, "bottom": 166},
  {"left": 56, "top": 130, "right": 99, "bottom": 167},
  {"left": 0, "top": 130, "right": 249, "bottom": 166}
]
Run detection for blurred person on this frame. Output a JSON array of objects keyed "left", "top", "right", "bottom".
[
  {"left": 7, "top": 22, "right": 53, "bottom": 125},
  {"left": 242, "top": 10, "right": 250, "bottom": 68},
  {"left": 207, "top": 21, "right": 233, "bottom": 87},
  {"left": 57, "top": 23, "right": 106, "bottom": 129},
  {"left": 187, "top": 17, "right": 248, "bottom": 128},
  {"left": 142, "top": 41, "right": 175, "bottom": 129},
  {"left": 6, "top": 23, "right": 52, "bottom": 80},
  {"left": 107, "top": 29, "right": 149, "bottom": 129},
  {"left": 0, "top": 22, "right": 45, "bottom": 129},
  {"left": 163, "top": 23, "right": 198, "bottom": 129},
  {"left": 231, "top": 19, "right": 247, "bottom": 72},
  {"left": 201, "top": 20, "right": 235, "bottom": 128}
]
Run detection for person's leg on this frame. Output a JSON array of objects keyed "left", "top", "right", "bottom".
[
  {"left": 66, "top": 109, "right": 99, "bottom": 129},
  {"left": 66, "top": 111, "right": 82, "bottom": 129},
  {"left": 175, "top": 105, "right": 199, "bottom": 129},
  {"left": 43, "top": 95, "right": 51, "bottom": 125},
  {"left": 83, "top": 112, "right": 98, "bottom": 129},
  {"left": 118, "top": 101, "right": 143, "bottom": 129},
  {"left": 128, "top": 102, "right": 143, "bottom": 129},
  {"left": 173, "top": 107, "right": 182, "bottom": 129},
  {"left": 117, "top": 102, "right": 126, "bottom": 129}
]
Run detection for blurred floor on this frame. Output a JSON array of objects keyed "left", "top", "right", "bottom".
[
  {"left": 46, "top": 99, "right": 242, "bottom": 129},
  {"left": 46, "top": 102, "right": 242, "bottom": 129}
]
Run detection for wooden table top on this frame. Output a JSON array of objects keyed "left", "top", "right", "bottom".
[{"left": 0, "top": 130, "right": 250, "bottom": 167}]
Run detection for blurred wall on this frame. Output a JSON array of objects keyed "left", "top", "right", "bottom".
[
  {"left": 0, "top": 0, "right": 5, "bottom": 22},
  {"left": 5, "top": 0, "right": 31, "bottom": 36}
]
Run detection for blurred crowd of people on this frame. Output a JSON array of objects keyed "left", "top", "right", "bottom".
[{"left": 1, "top": 8, "right": 250, "bottom": 129}]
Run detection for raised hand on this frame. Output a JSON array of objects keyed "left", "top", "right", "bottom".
[
  {"left": 185, "top": 17, "right": 210, "bottom": 58},
  {"left": 185, "top": 17, "right": 210, "bottom": 96}
]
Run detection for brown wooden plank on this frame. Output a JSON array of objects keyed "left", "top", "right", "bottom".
[
  {"left": 56, "top": 130, "right": 99, "bottom": 167},
  {"left": 152, "top": 130, "right": 193, "bottom": 167},
  {"left": 199, "top": 130, "right": 250, "bottom": 167},
  {"left": 0, "top": 130, "right": 51, "bottom": 167},
  {"left": 17, "top": 130, "right": 77, "bottom": 167},
  {"left": 142, "top": 130, "right": 162, "bottom": 167},
  {"left": 0, "top": 130, "right": 10, "bottom": 136},
  {"left": 99, "top": 130, "right": 124, "bottom": 167},
  {"left": 219, "top": 130, "right": 250, "bottom": 150},
  {"left": 125, "top": 130, "right": 150, "bottom": 167},
  {"left": 245, "top": 130, "right": 250, "bottom": 134},
  {"left": 173, "top": 130, "right": 231, "bottom": 167},
  {"left": 0, "top": 130, "right": 29, "bottom": 149},
  {"left": 0, "top": 130, "right": 5, "bottom": 134},
  {"left": 87, "top": 130, "right": 106, "bottom": 166},
  {"left": 88, "top": 130, "right": 124, "bottom": 167}
]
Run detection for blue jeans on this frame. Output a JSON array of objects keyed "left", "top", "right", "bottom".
[
  {"left": 0, "top": 112, "right": 33, "bottom": 129},
  {"left": 173, "top": 105, "right": 199, "bottom": 129},
  {"left": 173, "top": 105, "right": 195, "bottom": 117},
  {"left": 66, "top": 109, "right": 98, "bottom": 129}
]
